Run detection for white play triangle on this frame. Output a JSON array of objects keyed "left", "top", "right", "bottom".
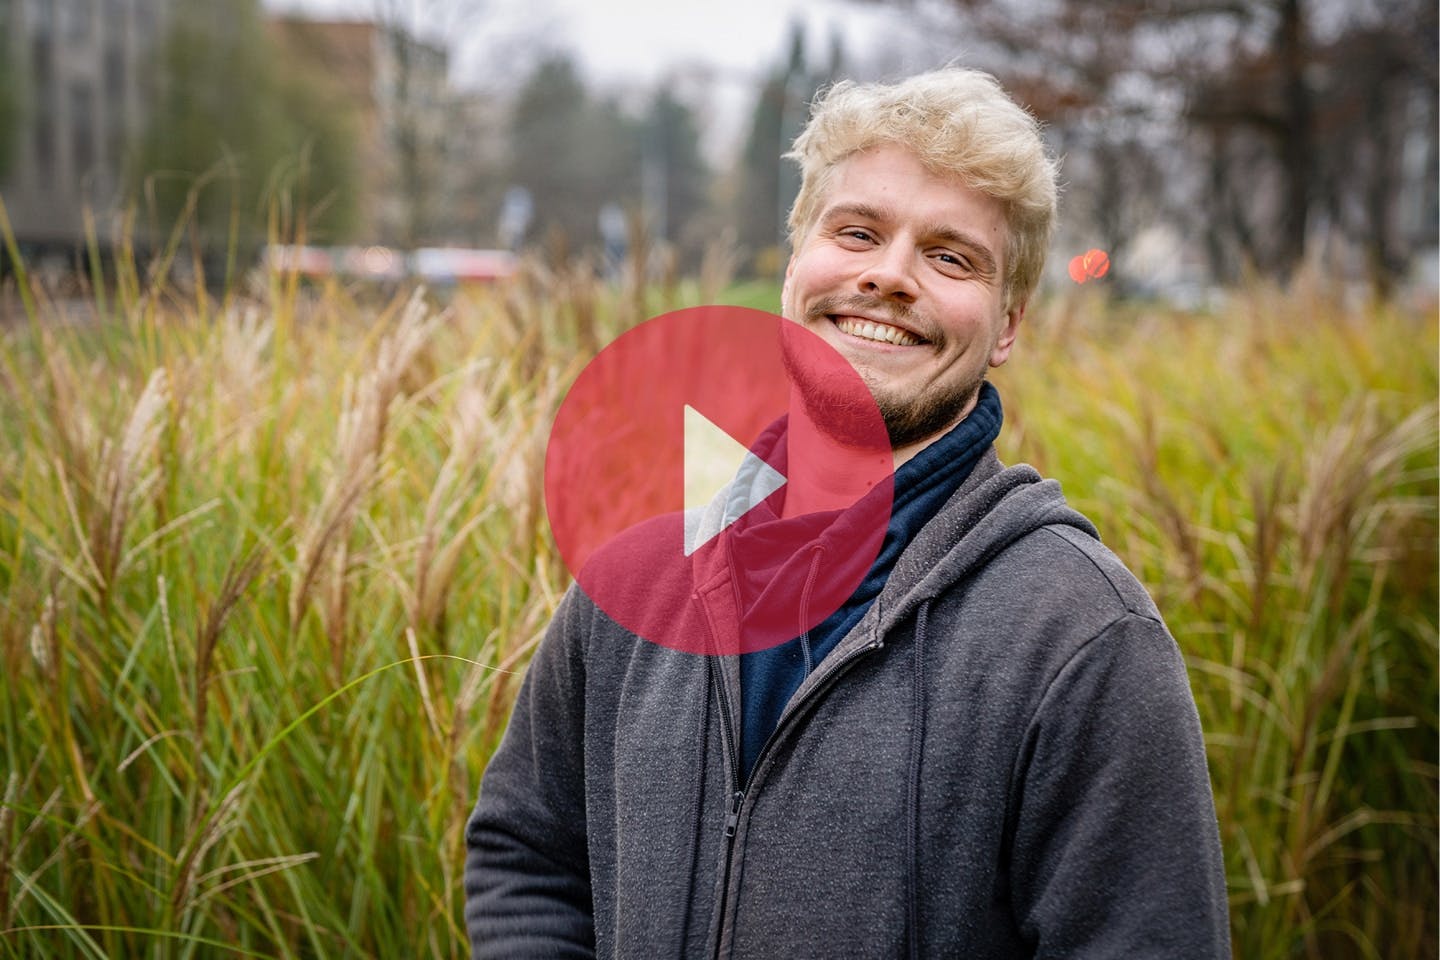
[{"left": 683, "top": 404, "right": 787, "bottom": 556}]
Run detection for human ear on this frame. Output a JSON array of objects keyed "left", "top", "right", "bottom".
[
  {"left": 781, "top": 256, "right": 797, "bottom": 316},
  {"left": 989, "top": 300, "right": 1025, "bottom": 367}
]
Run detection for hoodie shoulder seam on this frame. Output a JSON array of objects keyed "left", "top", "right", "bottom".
[{"left": 1031, "top": 523, "right": 1160, "bottom": 623}]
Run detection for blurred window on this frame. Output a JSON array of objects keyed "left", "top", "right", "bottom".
[
  {"left": 104, "top": 40, "right": 123, "bottom": 94},
  {"left": 105, "top": 40, "right": 126, "bottom": 168},
  {"left": 71, "top": 83, "right": 94, "bottom": 179},
  {"left": 30, "top": 32, "right": 53, "bottom": 86},
  {"left": 34, "top": 109, "right": 54, "bottom": 190},
  {"left": 30, "top": 30, "right": 55, "bottom": 188}
]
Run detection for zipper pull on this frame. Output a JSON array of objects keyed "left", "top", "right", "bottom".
[{"left": 723, "top": 790, "right": 744, "bottom": 838}]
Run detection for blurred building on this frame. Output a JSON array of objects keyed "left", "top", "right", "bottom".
[
  {"left": 431, "top": 90, "right": 508, "bottom": 246},
  {"left": 0, "top": 0, "right": 178, "bottom": 251},
  {"left": 0, "top": 1, "right": 461, "bottom": 259},
  {"left": 267, "top": 17, "right": 452, "bottom": 246}
]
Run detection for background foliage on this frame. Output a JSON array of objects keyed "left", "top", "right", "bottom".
[{"left": 133, "top": 1, "right": 361, "bottom": 253}]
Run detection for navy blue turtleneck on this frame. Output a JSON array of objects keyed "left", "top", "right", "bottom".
[{"left": 738, "top": 383, "right": 1004, "bottom": 781}]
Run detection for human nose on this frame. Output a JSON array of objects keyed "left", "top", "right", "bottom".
[{"left": 856, "top": 243, "right": 918, "bottom": 303}]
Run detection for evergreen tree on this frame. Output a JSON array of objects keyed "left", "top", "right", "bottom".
[
  {"left": 734, "top": 22, "right": 819, "bottom": 277},
  {"left": 642, "top": 88, "right": 710, "bottom": 267},
  {"left": 507, "top": 55, "right": 641, "bottom": 256}
]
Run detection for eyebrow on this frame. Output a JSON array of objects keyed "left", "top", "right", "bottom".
[{"left": 819, "top": 201, "right": 1000, "bottom": 278}]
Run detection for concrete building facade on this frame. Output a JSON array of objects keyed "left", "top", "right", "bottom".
[
  {"left": 266, "top": 17, "right": 453, "bottom": 246},
  {"left": 0, "top": 0, "right": 176, "bottom": 249},
  {"left": 1, "top": 0, "right": 461, "bottom": 257}
]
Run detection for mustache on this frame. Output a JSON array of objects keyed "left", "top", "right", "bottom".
[{"left": 805, "top": 295, "right": 937, "bottom": 345}]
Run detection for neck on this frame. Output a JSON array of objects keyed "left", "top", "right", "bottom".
[
  {"left": 780, "top": 387, "right": 895, "bottom": 519},
  {"left": 888, "top": 392, "right": 978, "bottom": 470}
]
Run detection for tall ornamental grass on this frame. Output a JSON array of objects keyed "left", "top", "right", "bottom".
[
  {"left": 998, "top": 282, "right": 1438, "bottom": 959},
  {"left": 0, "top": 238, "right": 1434, "bottom": 958}
]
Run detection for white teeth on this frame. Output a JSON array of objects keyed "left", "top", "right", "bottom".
[{"left": 835, "top": 317, "right": 922, "bottom": 346}]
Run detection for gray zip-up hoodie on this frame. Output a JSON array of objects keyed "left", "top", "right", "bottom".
[{"left": 464, "top": 450, "right": 1231, "bottom": 959}]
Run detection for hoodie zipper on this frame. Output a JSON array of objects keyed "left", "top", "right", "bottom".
[
  {"left": 706, "top": 658, "right": 743, "bottom": 959},
  {"left": 707, "top": 632, "right": 885, "bottom": 960}
]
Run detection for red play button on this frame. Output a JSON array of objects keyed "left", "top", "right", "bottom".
[
  {"left": 544, "top": 306, "right": 893, "bottom": 655},
  {"left": 681, "top": 404, "right": 788, "bottom": 554}
]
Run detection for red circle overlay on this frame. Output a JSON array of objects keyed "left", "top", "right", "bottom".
[{"left": 544, "top": 306, "right": 894, "bottom": 655}]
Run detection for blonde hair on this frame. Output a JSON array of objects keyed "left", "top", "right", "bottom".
[{"left": 786, "top": 69, "right": 1059, "bottom": 310}]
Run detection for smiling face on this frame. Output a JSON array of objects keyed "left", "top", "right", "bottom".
[{"left": 781, "top": 143, "right": 1024, "bottom": 460}]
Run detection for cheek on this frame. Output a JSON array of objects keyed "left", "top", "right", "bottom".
[
  {"left": 787, "top": 255, "right": 842, "bottom": 303},
  {"left": 783, "top": 270, "right": 815, "bottom": 319},
  {"left": 790, "top": 243, "right": 887, "bottom": 312}
]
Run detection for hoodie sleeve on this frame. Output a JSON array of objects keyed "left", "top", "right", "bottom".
[
  {"left": 464, "top": 586, "right": 596, "bottom": 959},
  {"left": 1008, "top": 612, "right": 1231, "bottom": 959}
]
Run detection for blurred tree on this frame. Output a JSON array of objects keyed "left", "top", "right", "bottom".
[
  {"left": 1174, "top": 0, "right": 1435, "bottom": 290},
  {"left": 1310, "top": 11, "right": 1440, "bottom": 296},
  {"left": 944, "top": 0, "right": 1203, "bottom": 291},
  {"left": 429, "top": 91, "right": 508, "bottom": 248},
  {"left": 732, "top": 22, "right": 849, "bottom": 277},
  {"left": 369, "top": 0, "right": 483, "bottom": 246},
  {"left": 133, "top": 0, "right": 360, "bottom": 254},
  {"left": 276, "top": 69, "right": 363, "bottom": 245},
  {"left": 869, "top": 0, "right": 1437, "bottom": 293},
  {"left": 735, "top": 23, "right": 809, "bottom": 276},
  {"left": 507, "top": 55, "right": 641, "bottom": 257},
  {"left": 641, "top": 88, "right": 710, "bottom": 268}
]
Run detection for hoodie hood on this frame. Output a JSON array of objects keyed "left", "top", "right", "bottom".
[
  {"left": 877, "top": 450, "right": 1099, "bottom": 632},
  {"left": 766, "top": 448, "right": 1099, "bottom": 715},
  {"left": 687, "top": 411, "right": 1099, "bottom": 662}
]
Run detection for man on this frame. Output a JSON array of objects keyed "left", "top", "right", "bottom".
[{"left": 466, "top": 68, "right": 1230, "bottom": 958}]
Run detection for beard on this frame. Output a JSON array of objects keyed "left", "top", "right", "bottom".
[
  {"left": 782, "top": 295, "right": 983, "bottom": 450},
  {"left": 869, "top": 368, "right": 982, "bottom": 449},
  {"left": 780, "top": 320, "right": 886, "bottom": 449}
]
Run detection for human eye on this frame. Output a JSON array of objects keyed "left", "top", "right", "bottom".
[
  {"left": 929, "top": 249, "right": 972, "bottom": 274},
  {"left": 836, "top": 227, "right": 876, "bottom": 245}
]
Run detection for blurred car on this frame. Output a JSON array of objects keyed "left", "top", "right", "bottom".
[{"left": 410, "top": 247, "right": 518, "bottom": 286}]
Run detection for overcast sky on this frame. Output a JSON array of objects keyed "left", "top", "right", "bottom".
[
  {"left": 263, "top": 0, "right": 914, "bottom": 86},
  {"left": 261, "top": 0, "right": 951, "bottom": 156}
]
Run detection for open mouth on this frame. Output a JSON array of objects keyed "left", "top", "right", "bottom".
[{"left": 831, "top": 316, "right": 927, "bottom": 347}]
